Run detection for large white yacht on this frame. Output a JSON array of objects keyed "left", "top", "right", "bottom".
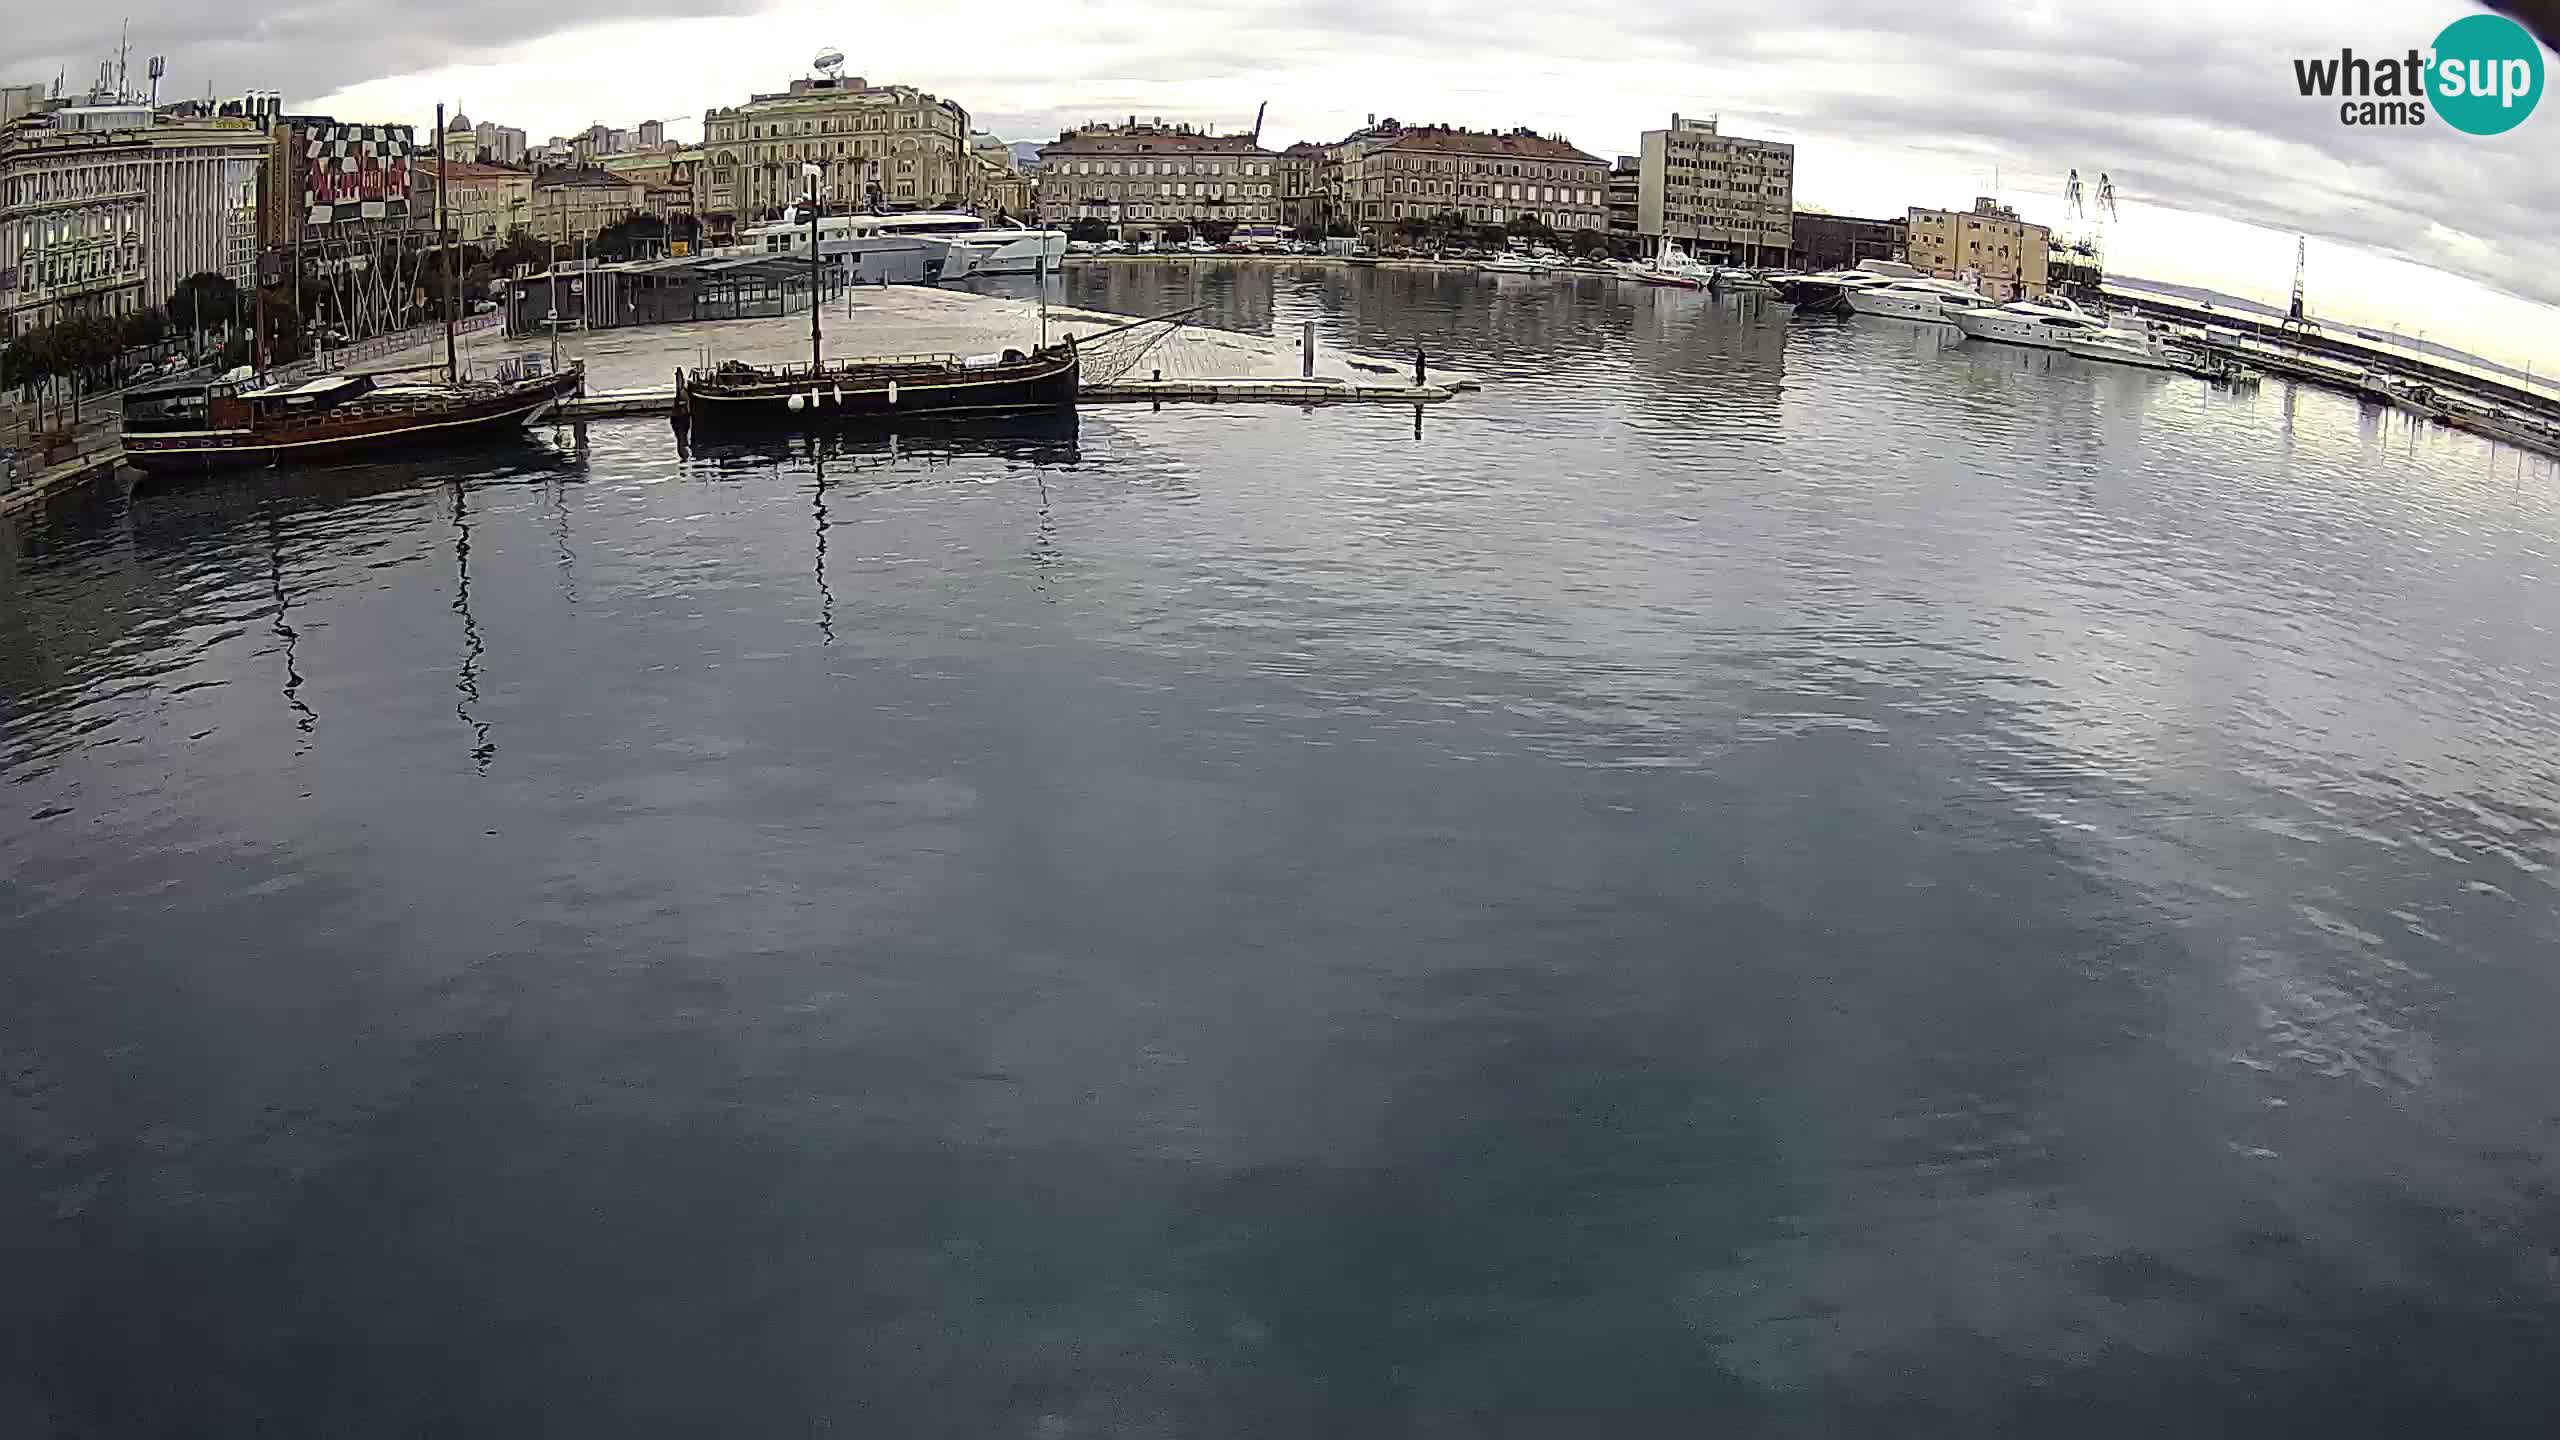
[
  {"left": 742, "top": 211, "right": 1070, "bottom": 278},
  {"left": 2055, "top": 326, "right": 2185, "bottom": 371},
  {"left": 1844, "top": 278, "right": 1994, "bottom": 325},
  {"left": 1781, "top": 257, "right": 1926, "bottom": 313},
  {"left": 1949, "top": 297, "right": 2110, "bottom": 349}
]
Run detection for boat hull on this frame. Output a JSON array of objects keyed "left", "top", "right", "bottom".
[
  {"left": 1951, "top": 310, "right": 2078, "bottom": 349},
  {"left": 677, "top": 347, "right": 1079, "bottom": 431},
  {"left": 942, "top": 232, "right": 1073, "bottom": 278},
  {"left": 1845, "top": 289, "right": 1958, "bottom": 323},
  {"left": 121, "top": 371, "right": 583, "bottom": 474}
]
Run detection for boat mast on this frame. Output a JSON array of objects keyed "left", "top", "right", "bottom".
[
  {"left": 438, "top": 103, "right": 458, "bottom": 384},
  {"left": 805, "top": 162, "right": 822, "bottom": 373}
]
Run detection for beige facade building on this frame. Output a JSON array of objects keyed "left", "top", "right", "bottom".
[
  {"left": 530, "top": 166, "right": 647, "bottom": 246},
  {"left": 1905, "top": 197, "right": 2049, "bottom": 300},
  {"left": 1636, "top": 113, "right": 1795, "bottom": 267},
  {"left": 434, "top": 159, "right": 533, "bottom": 246},
  {"left": 966, "top": 133, "right": 1030, "bottom": 219},
  {"left": 138, "top": 122, "right": 268, "bottom": 302},
  {"left": 1040, "top": 120, "right": 1279, "bottom": 240},
  {"left": 0, "top": 125, "right": 148, "bottom": 337},
  {"left": 1332, "top": 123, "right": 1606, "bottom": 242},
  {"left": 4, "top": 109, "right": 268, "bottom": 336},
  {"left": 699, "top": 73, "right": 971, "bottom": 232},
  {"left": 442, "top": 113, "right": 477, "bottom": 162},
  {"left": 1275, "top": 141, "right": 1326, "bottom": 233}
]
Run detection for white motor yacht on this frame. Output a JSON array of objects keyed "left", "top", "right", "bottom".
[
  {"left": 1949, "top": 297, "right": 2110, "bottom": 349},
  {"left": 1783, "top": 258, "right": 1925, "bottom": 312},
  {"left": 1844, "top": 279, "right": 1993, "bottom": 324},
  {"left": 742, "top": 211, "right": 1070, "bottom": 278},
  {"left": 2055, "top": 327, "right": 2185, "bottom": 370}
]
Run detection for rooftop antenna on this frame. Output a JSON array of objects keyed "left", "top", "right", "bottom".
[{"left": 115, "top": 20, "right": 130, "bottom": 102}]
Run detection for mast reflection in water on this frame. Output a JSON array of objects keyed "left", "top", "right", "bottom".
[{"left": 6, "top": 270, "right": 2560, "bottom": 1437}]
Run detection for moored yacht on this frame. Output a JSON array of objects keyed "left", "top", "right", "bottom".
[
  {"left": 1782, "top": 257, "right": 1926, "bottom": 314},
  {"left": 1949, "top": 297, "right": 2110, "bottom": 349},
  {"left": 2055, "top": 326, "right": 2186, "bottom": 370},
  {"left": 742, "top": 210, "right": 1070, "bottom": 278},
  {"left": 1843, "top": 278, "right": 1993, "bottom": 325},
  {"left": 1629, "top": 240, "right": 1713, "bottom": 288}
]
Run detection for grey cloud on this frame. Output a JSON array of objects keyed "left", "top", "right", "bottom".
[{"left": 9, "top": 0, "right": 765, "bottom": 122}]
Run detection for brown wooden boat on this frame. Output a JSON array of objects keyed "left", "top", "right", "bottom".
[{"left": 121, "top": 358, "right": 583, "bottom": 474}]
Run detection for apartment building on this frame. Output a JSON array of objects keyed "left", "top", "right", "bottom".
[
  {"left": 433, "top": 158, "right": 533, "bottom": 246},
  {"left": 1636, "top": 113, "right": 1794, "bottom": 267},
  {"left": 0, "top": 124, "right": 147, "bottom": 337},
  {"left": 699, "top": 73, "right": 970, "bottom": 229},
  {"left": 1792, "top": 211, "right": 1906, "bottom": 271},
  {"left": 1039, "top": 119, "right": 1279, "bottom": 240},
  {"left": 138, "top": 122, "right": 268, "bottom": 300},
  {"left": 530, "top": 165, "right": 647, "bottom": 246},
  {"left": 1607, "top": 155, "right": 1639, "bottom": 241},
  {"left": 1333, "top": 122, "right": 1607, "bottom": 241},
  {"left": 1275, "top": 141, "right": 1327, "bottom": 233},
  {"left": 1905, "top": 196, "right": 2049, "bottom": 300}
]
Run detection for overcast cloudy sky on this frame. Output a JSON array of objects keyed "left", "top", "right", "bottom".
[{"left": 12, "top": 1, "right": 2556, "bottom": 368}]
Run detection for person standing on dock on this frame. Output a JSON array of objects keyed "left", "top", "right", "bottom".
[{"left": 1415, "top": 345, "right": 1428, "bottom": 388}]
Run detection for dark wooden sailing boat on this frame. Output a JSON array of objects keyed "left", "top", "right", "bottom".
[
  {"left": 122, "top": 102, "right": 582, "bottom": 475},
  {"left": 673, "top": 164, "right": 1077, "bottom": 434}
]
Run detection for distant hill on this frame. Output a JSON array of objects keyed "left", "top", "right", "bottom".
[{"left": 1008, "top": 141, "right": 1043, "bottom": 169}]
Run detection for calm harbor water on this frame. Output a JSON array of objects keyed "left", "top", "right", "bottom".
[{"left": 7, "top": 266, "right": 2560, "bottom": 1435}]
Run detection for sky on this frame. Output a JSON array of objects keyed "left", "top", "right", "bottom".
[{"left": 11, "top": 0, "right": 2557, "bottom": 370}]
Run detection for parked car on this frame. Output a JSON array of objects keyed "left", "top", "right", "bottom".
[{"left": 470, "top": 299, "right": 497, "bottom": 315}]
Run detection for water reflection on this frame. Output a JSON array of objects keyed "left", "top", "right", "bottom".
[
  {"left": 448, "top": 479, "right": 494, "bottom": 773},
  {"left": 265, "top": 510, "right": 316, "bottom": 737},
  {"left": 7, "top": 273, "right": 2560, "bottom": 1436}
]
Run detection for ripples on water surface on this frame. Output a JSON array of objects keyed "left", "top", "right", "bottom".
[{"left": 6, "top": 267, "right": 2560, "bottom": 1435}]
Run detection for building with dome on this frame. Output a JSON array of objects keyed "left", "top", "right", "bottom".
[{"left": 441, "top": 111, "right": 477, "bottom": 162}]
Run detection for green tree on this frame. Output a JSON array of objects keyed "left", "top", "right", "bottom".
[
  {"left": 1065, "top": 218, "right": 1111, "bottom": 243},
  {"left": 166, "top": 271, "right": 244, "bottom": 336},
  {"left": 1198, "top": 219, "right": 1237, "bottom": 244},
  {"left": 593, "top": 213, "right": 669, "bottom": 261},
  {"left": 255, "top": 290, "right": 304, "bottom": 366},
  {"left": 1163, "top": 223, "right": 1193, "bottom": 243},
  {"left": 120, "top": 308, "right": 169, "bottom": 351}
]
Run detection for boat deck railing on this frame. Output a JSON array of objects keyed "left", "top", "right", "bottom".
[{"left": 694, "top": 354, "right": 985, "bottom": 379}]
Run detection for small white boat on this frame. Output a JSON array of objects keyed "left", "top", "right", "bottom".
[{"left": 1630, "top": 241, "right": 1713, "bottom": 289}]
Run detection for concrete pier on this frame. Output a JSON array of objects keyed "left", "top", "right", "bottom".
[{"left": 385, "top": 284, "right": 1474, "bottom": 398}]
